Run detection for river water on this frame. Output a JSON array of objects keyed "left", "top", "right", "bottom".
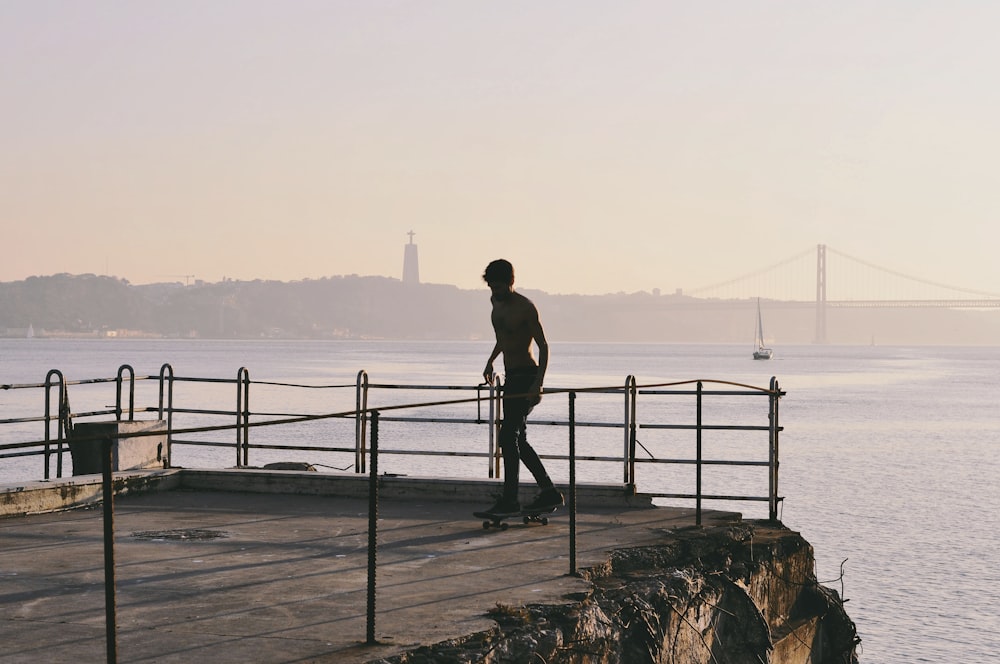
[{"left": 1, "top": 338, "right": 998, "bottom": 662}]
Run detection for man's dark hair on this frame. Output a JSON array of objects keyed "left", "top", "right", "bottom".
[{"left": 483, "top": 259, "right": 514, "bottom": 284}]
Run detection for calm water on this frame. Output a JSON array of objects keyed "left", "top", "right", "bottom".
[{"left": 2, "top": 339, "right": 999, "bottom": 662}]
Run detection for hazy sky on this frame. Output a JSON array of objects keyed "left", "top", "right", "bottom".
[{"left": 3, "top": 2, "right": 999, "bottom": 297}]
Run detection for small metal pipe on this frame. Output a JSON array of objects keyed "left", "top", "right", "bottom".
[
  {"left": 696, "top": 381, "right": 703, "bottom": 526},
  {"left": 622, "top": 376, "right": 630, "bottom": 484},
  {"left": 356, "top": 370, "right": 368, "bottom": 474},
  {"left": 366, "top": 410, "right": 380, "bottom": 645},
  {"left": 101, "top": 435, "right": 118, "bottom": 663},
  {"left": 115, "top": 365, "right": 135, "bottom": 421},
  {"left": 158, "top": 364, "right": 174, "bottom": 467},
  {"left": 238, "top": 368, "right": 250, "bottom": 466},
  {"left": 769, "top": 376, "right": 781, "bottom": 521},
  {"left": 44, "top": 370, "right": 65, "bottom": 480},
  {"left": 569, "top": 391, "right": 577, "bottom": 576},
  {"left": 492, "top": 376, "right": 503, "bottom": 478},
  {"left": 628, "top": 375, "right": 637, "bottom": 488}
]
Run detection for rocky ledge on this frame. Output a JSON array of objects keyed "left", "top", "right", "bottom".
[{"left": 373, "top": 520, "right": 859, "bottom": 664}]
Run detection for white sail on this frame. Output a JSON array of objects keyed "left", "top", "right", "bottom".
[{"left": 753, "top": 299, "right": 772, "bottom": 360}]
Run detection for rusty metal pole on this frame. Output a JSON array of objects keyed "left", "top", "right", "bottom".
[
  {"left": 569, "top": 391, "right": 577, "bottom": 576},
  {"left": 769, "top": 377, "right": 781, "bottom": 521},
  {"left": 101, "top": 435, "right": 118, "bottom": 663},
  {"left": 696, "top": 381, "right": 703, "bottom": 526},
  {"left": 366, "top": 410, "right": 380, "bottom": 645}
]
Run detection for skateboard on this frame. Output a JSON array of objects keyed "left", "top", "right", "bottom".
[{"left": 473, "top": 506, "right": 557, "bottom": 530}]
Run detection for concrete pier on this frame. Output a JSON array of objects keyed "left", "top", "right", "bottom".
[{"left": 0, "top": 471, "right": 737, "bottom": 663}]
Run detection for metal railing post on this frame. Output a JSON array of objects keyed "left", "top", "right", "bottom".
[
  {"left": 366, "top": 410, "right": 380, "bottom": 645},
  {"left": 235, "top": 367, "right": 250, "bottom": 466},
  {"left": 44, "top": 370, "right": 66, "bottom": 480},
  {"left": 356, "top": 370, "right": 368, "bottom": 474},
  {"left": 769, "top": 376, "right": 780, "bottom": 521},
  {"left": 242, "top": 368, "right": 251, "bottom": 466},
  {"left": 622, "top": 376, "right": 630, "bottom": 484},
  {"left": 101, "top": 433, "right": 118, "bottom": 663},
  {"left": 493, "top": 376, "right": 503, "bottom": 479},
  {"left": 115, "top": 365, "right": 135, "bottom": 421},
  {"left": 696, "top": 380, "right": 703, "bottom": 526},
  {"left": 158, "top": 364, "right": 174, "bottom": 468},
  {"left": 627, "top": 375, "right": 637, "bottom": 488},
  {"left": 475, "top": 381, "right": 493, "bottom": 478},
  {"left": 569, "top": 391, "right": 577, "bottom": 576}
]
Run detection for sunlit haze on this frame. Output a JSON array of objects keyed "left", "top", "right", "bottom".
[{"left": 3, "top": 2, "right": 999, "bottom": 298}]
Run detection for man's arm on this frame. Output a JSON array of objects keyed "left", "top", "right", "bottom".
[
  {"left": 528, "top": 310, "right": 548, "bottom": 404},
  {"left": 483, "top": 341, "right": 501, "bottom": 384}
]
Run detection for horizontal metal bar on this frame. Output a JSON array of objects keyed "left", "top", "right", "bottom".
[
  {"left": 367, "top": 383, "right": 488, "bottom": 391},
  {"left": 368, "top": 416, "right": 487, "bottom": 425},
  {"left": 0, "top": 440, "right": 62, "bottom": 452},
  {"left": 638, "top": 389, "right": 774, "bottom": 397},
  {"left": 168, "top": 407, "right": 248, "bottom": 417},
  {"left": 71, "top": 409, "right": 120, "bottom": 419},
  {"left": 168, "top": 439, "right": 238, "bottom": 448},
  {"left": 249, "top": 380, "right": 356, "bottom": 389},
  {"left": 633, "top": 458, "right": 771, "bottom": 467},
  {"left": 0, "top": 415, "right": 51, "bottom": 425},
  {"left": 357, "top": 448, "right": 492, "bottom": 458},
  {"left": 647, "top": 493, "right": 783, "bottom": 502},
  {"left": 248, "top": 412, "right": 355, "bottom": 419},
  {"left": 241, "top": 443, "right": 358, "bottom": 454},
  {"left": 169, "top": 376, "right": 240, "bottom": 384},
  {"left": 518, "top": 419, "right": 624, "bottom": 429},
  {"left": 0, "top": 448, "right": 54, "bottom": 460},
  {"left": 637, "top": 423, "right": 776, "bottom": 432}
]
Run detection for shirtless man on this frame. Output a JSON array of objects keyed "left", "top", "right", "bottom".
[{"left": 479, "top": 259, "right": 564, "bottom": 516}]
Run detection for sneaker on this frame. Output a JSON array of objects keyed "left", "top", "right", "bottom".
[
  {"left": 524, "top": 488, "right": 564, "bottom": 512},
  {"left": 480, "top": 498, "right": 520, "bottom": 516}
]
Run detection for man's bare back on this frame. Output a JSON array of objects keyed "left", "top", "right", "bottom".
[
  {"left": 491, "top": 290, "right": 543, "bottom": 371},
  {"left": 482, "top": 262, "right": 548, "bottom": 402}
]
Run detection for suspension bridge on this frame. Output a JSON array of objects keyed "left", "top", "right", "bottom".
[{"left": 685, "top": 244, "right": 1000, "bottom": 343}]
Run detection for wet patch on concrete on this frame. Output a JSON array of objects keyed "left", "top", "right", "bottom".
[{"left": 130, "top": 528, "right": 228, "bottom": 541}]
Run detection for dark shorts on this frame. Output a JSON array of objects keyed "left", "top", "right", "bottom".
[{"left": 503, "top": 366, "right": 539, "bottom": 413}]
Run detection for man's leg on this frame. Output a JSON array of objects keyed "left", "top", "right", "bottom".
[
  {"left": 498, "top": 398, "right": 528, "bottom": 507},
  {"left": 518, "top": 430, "right": 554, "bottom": 490},
  {"left": 518, "top": 425, "right": 564, "bottom": 511}
]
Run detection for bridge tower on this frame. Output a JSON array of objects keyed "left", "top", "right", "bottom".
[
  {"left": 815, "top": 244, "right": 827, "bottom": 344},
  {"left": 402, "top": 231, "right": 420, "bottom": 285}
]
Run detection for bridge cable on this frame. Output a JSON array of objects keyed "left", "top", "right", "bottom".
[
  {"left": 827, "top": 246, "right": 1000, "bottom": 298},
  {"left": 687, "top": 246, "right": 815, "bottom": 296}
]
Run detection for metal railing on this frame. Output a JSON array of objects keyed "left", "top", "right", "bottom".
[
  {"left": 3, "top": 363, "right": 784, "bottom": 664},
  {"left": 1, "top": 364, "right": 784, "bottom": 519}
]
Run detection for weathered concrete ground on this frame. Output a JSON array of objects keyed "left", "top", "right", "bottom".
[{"left": 1, "top": 487, "right": 737, "bottom": 663}]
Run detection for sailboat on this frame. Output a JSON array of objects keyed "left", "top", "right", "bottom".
[{"left": 753, "top": 299, "right": 773, "bottom": 360}]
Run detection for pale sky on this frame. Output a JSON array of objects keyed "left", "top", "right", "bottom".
[{"left": 3, "top": 2, "right": 999, "bottom": 297}]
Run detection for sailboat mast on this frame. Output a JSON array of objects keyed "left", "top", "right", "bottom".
[{"left": 756, "top": 298, "right": 764, "bottom": 347}]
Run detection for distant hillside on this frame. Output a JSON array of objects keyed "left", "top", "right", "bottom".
[{"left": 1, "top": 273, "right": 998, "bottom": 345}]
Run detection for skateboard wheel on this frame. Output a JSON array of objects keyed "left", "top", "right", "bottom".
[
  {"left": 500, "top": 522, "right": 509, "bottom": 531},
  {"left": 541, "top": 517, "right": 549, "bottom": 525},
  {"left": 523, "top": 516, "right": 530, "bottom": 524},
  {"left": 482, "top": 521, "right": 490, "bottom": 529}
]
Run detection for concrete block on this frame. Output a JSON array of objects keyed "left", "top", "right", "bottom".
[{"left": 69, "top": 420, "right": 167, "bottom": 475}]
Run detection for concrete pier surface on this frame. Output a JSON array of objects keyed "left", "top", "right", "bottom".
[{"left": 0, "top": 473, "right": 740, "bottom": 663}]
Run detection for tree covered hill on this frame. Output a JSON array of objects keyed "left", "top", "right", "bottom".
[
  {"left": 0, "top": 274, "right": 484, "bottom": 340},
  {"left": 2, "top": 273, "right": 998, "bottom": 344}
]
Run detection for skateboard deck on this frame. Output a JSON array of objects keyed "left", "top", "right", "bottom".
[{"left": 473, "top": 506, "right": 557, "bottom": 530}]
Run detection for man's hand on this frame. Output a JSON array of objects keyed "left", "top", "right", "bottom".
[{"left": 483, "top": 364, "right": 495, "bottom": 385}]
